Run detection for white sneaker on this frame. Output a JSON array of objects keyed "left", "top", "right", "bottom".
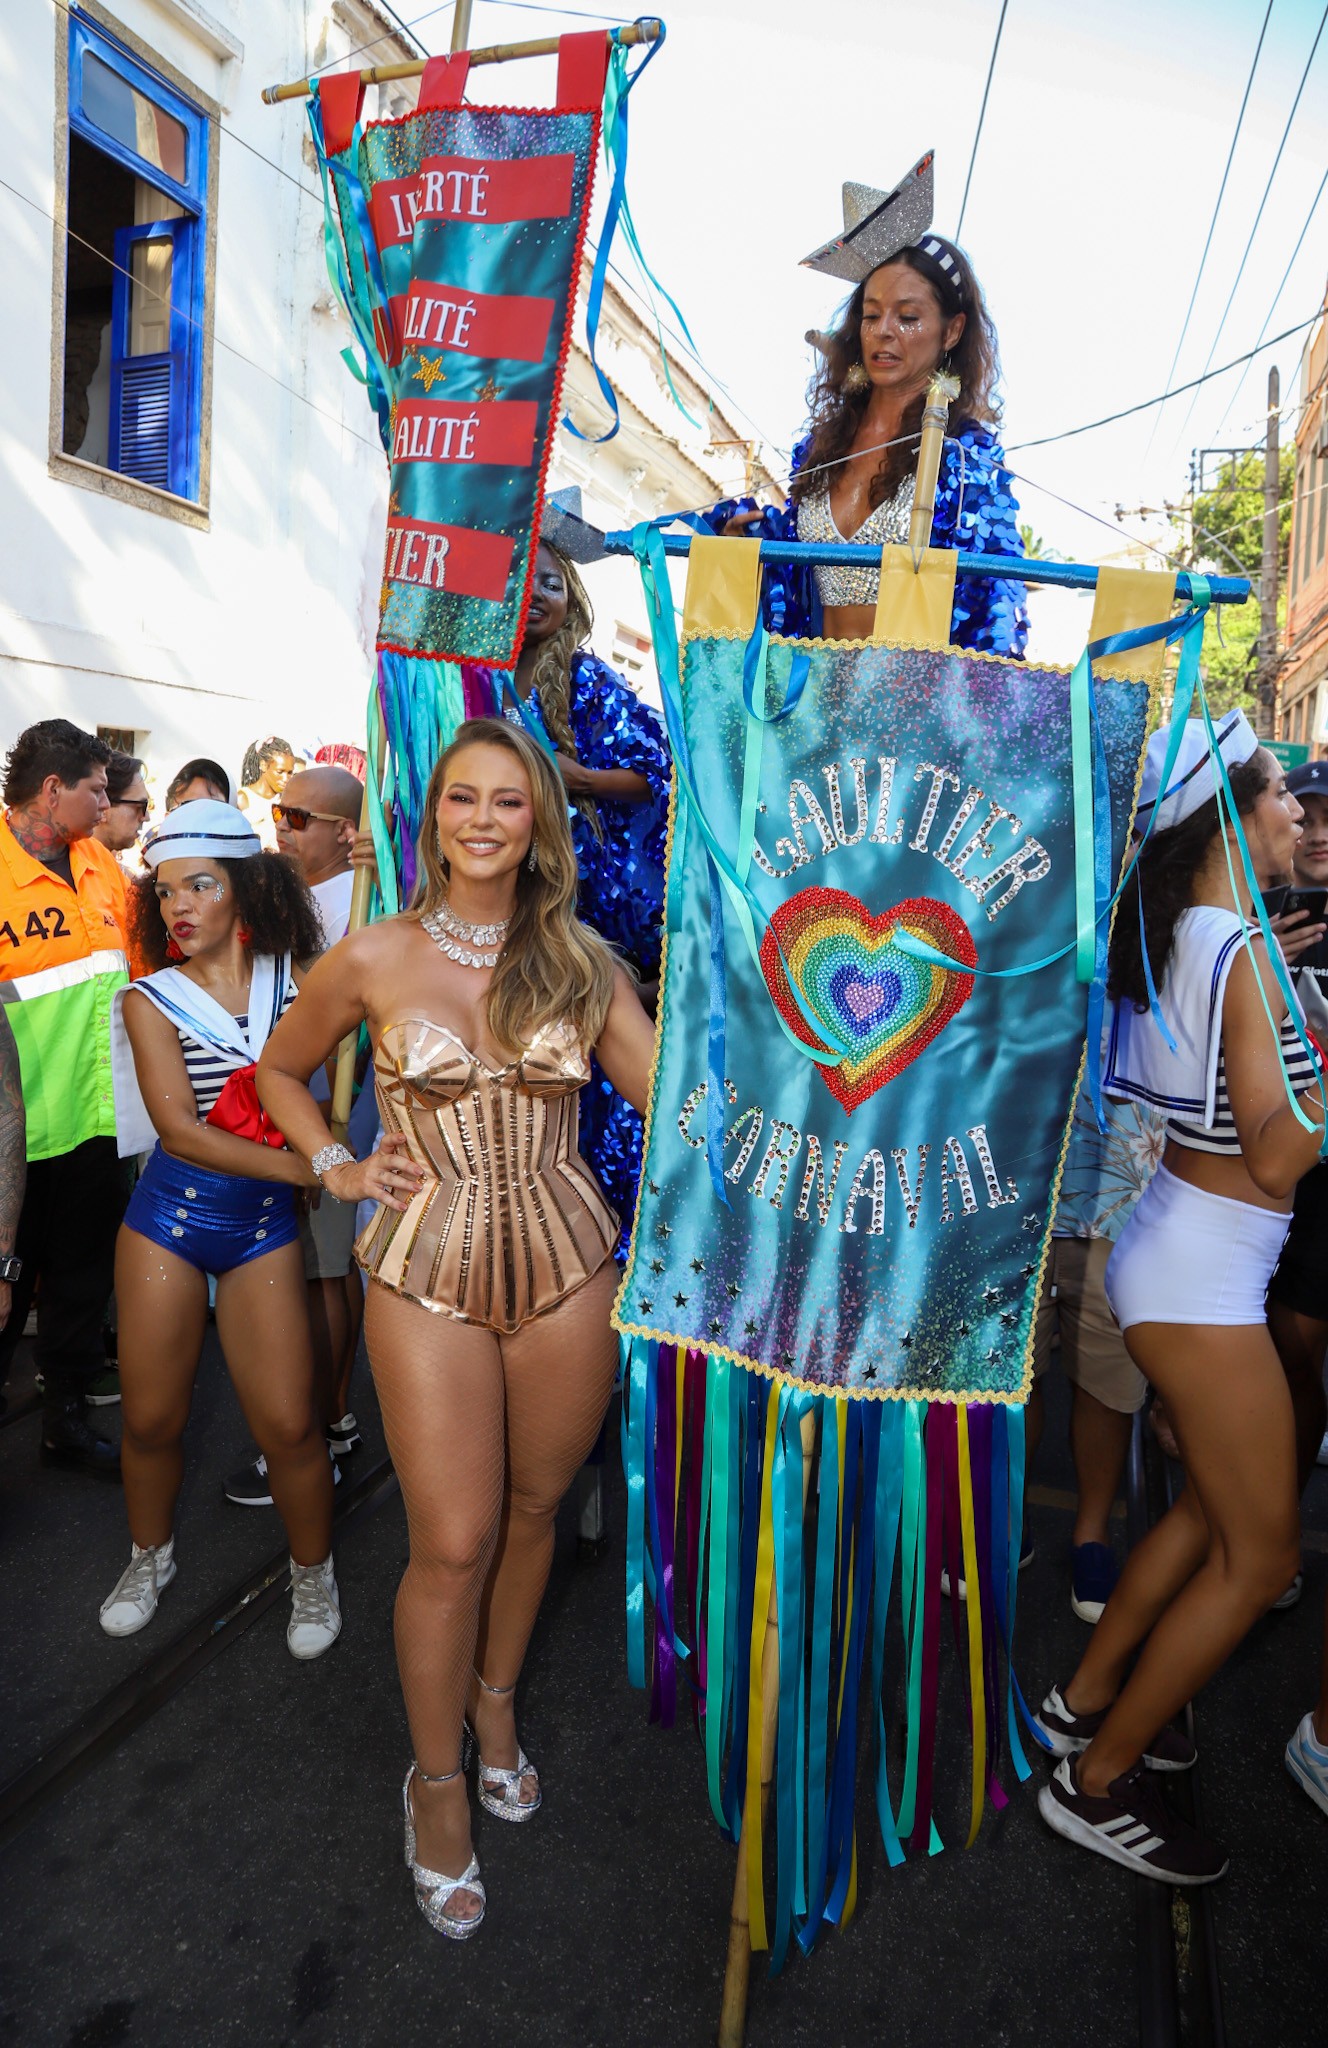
[
  {"left": 100, "top": 1540, "right": 176, "bottom": 1637},
  {"left": 288, "top": 1554, "right": 341, "bottom": 1660}
]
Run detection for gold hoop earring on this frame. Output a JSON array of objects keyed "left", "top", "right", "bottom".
[{"left": 843, "top": 361, "right": 870, "bottom": 394}]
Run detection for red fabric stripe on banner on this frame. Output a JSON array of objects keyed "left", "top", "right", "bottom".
[
  {"left": 369, "top": 177, "right": 423, "bottom": 251},
  {"left": 415, "top": 154, "right": 576, "bottom": 223},
  {"left": 555, "top": 29, "right": 610, "bottom": 109},
  {"left": 389, "top": 399, "right": 539, "bottom": 467},
  {"left": 417, "top": 51, "right": 470, "bottom": 109},
  {"left": 391, "top": 285, "right": 556, "bottom": 364},
  {"left": 318, "top": 70, "right": 366, "bottom": 158},
  {"left": 383, "top": 518, "right": 515, "bottom": 604}
]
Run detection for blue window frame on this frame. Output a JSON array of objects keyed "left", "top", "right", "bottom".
[{"left": 66, "top": 11, "right": 209, "bottom": 501}]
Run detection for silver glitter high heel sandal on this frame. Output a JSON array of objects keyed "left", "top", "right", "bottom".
[
  {"left": 402, "top": 1759, "right": 486, "bottom": 1939},
  {"left": 467, "top": 1673, "right": 542, "bottom": 1823}
]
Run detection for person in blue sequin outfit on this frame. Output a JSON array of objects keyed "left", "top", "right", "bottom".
[
  {"left": 710, "top": 187, "right": 1027, "bottom": 661},
  {"left": 470, "top": 534, "right": 671, "bottom": 1253}
]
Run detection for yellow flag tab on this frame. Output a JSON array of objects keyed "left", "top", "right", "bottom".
[
  {"left": 1088, "top": 566, "right": 1178, "bottom": 682},
  {"left": 872, "top": 546, "right": 958, "bottom": 650},
  {"left": 682, "top": 535, "right": 764, "bottom": 640}
]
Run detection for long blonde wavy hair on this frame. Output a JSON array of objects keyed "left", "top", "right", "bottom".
[
  {"left": 527, "top": 541, "right": 601, "bottom": 839},
  {"left": 407, "top": 717, "right": 617, "bottom": 1053}
]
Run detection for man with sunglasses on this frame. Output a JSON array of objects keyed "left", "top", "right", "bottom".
[
  {"left": 225, "top": 762, "right": 370, "bottom": 1507},
  {"left": 92, "top": 753, "right": 149, "bottom": 866},
  {"left": 272, "top": 765, "right": 364, "bottom": 948}
]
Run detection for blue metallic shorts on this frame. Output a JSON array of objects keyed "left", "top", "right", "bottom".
[{"left": 123, "top": 1145, "right": 298, "bottom": 1275}]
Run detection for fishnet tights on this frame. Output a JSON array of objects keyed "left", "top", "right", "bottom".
[{"left": 365, "top": 1263, "right": 620, "bottom": 1787}]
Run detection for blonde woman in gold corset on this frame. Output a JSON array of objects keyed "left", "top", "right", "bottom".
[{"left": 257, "top": 717, "right": 655, "bottom": 1940}]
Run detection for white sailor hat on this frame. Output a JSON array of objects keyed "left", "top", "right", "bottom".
[
  {"left": 142, "top": 799, "right": 262, "bottom": 868},
  {"left": 1134, "top": 713, "right": 1260, "bottom": 837}
]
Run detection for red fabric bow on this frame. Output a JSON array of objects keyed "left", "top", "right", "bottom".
[{"left": 204, "top": 1064, "right": 285, "bottom": 1149}]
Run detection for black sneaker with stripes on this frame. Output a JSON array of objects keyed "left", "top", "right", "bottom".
[
  {"left": 1038, "top": 1756, "right": 1227, "bottom": 1884},
  {"left": 1035, "top": 1684, "right": 1196, "bottom": 1771}
]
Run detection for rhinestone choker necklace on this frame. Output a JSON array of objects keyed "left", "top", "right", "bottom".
[{"left": 421, "top": 899, "right": 511, "bottom": 970}]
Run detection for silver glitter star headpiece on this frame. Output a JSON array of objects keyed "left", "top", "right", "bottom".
[
  {"left": 540, "top": 485, "right": 605, "bottom": 566},
  {"left": 801, "top": 152, "right": 962, "bottom": 296}
]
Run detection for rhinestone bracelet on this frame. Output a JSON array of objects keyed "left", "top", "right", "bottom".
[{"left": 311, "top": 1143, "right": 356, "bottom": 1184}]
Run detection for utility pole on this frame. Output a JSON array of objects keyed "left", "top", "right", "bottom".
[{"left": 1258, "top": 364, "right": 1280, "bottom": 738}]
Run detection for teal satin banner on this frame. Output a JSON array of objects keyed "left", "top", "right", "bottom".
[
  {"left": 317, "top": 91, "right": 600, "bottom": 669},
  {"left": 614, "top": 636, "right": 1153, "bottom": 1401}
]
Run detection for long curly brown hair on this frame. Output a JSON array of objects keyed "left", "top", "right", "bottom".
[
  {"left": 1109, "top": 752, "right": 1272, "bottom": 1012},
  {"left": 524, "top": 540, "right": 601, "bottom": 839},
  {"left": 789, "top": 247, "right": 1003, "bottom": 510},
  {"left": 130, "top": 852, "right": 323, "bottom": 973},
  {"left": 407, "top": 717, "right": 617, "bottom": 1054}
]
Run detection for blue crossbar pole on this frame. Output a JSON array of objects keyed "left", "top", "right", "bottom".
[{"left": 601, "top": 531, "right": 1250, "bottom": 605}]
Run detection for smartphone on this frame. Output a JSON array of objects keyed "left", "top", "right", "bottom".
[
  {"left": 1283, "top": 887, "right": 1328, "bottom": 925},
  {"left": 1263, "top": 884, "right": 1290, "bottom": 917}
]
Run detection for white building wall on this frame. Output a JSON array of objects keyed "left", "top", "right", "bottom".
[
  {"left": 0, "top": 0, "right": 398, "bottom": 801},
  {"left": 1, "top": 4, "right": 779, "bottom": 788}
]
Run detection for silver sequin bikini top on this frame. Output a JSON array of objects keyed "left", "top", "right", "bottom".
[{"left": 797, "top": 476, "right": 916, "bottom": 607}]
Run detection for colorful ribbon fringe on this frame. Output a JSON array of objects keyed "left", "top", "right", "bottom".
[{"left": 621, "top": 1337, "right": 1043, "bottom": 1968}]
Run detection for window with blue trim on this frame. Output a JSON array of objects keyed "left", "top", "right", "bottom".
[{"left": 61, "top": 11, "right": 209, "bottom": 502}]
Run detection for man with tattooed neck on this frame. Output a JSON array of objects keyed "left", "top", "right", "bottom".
[{"left": 0, "top": 721, "right": 131, "bottom": 1476}]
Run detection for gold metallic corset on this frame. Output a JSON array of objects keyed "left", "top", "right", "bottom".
[{"left": 354, "top": 1018, "right": 619, "bottom": 1331}]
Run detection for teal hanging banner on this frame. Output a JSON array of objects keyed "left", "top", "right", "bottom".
[
  {"left": 614, "top": 630, "right": 1153, "bottom": 1403},
  {"left": 311, "top": 34, "right": 612, "bottom": 669}
]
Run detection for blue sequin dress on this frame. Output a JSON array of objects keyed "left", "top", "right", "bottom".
[
  {"left": 480, "top": 650, "right": 671, "bottom": 1256},
  {"left": 706, "top": 420, "right": 1029, "bottom": 659}
]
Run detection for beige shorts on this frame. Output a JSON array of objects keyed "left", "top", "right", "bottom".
[
  {"left": 1031, "top": 1235, "right": 1147, "bottom": 1415},
  {"left": 300, "top": 1189, "right": 360, "bottom": 1282}
]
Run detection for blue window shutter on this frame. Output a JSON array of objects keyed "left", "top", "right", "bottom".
[{"left": 108, "top": 218, "right": 197, "bottom": 498}]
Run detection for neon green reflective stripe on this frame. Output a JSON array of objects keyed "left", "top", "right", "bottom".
[{"left": 6, "top": 967, "right": 126, "bottom": 1160}]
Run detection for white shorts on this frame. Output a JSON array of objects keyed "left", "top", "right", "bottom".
[{"left": 1104, "top": 1163, "right": 1291, "bottom": 1331}]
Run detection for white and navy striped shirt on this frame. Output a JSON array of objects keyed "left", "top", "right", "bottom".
[
  {"left": 1167, "top": 1006, "right": 1321, "bottom": 1155},
  {"left": 178, "top": 985, "right": 296, "bottom": 1116}
]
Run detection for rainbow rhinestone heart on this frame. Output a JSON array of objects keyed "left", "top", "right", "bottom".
[{"left": 759, "top": 887, "right": 978, "bottom": 1114}]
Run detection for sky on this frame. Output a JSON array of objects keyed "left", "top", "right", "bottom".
[{"left": 420, "top": 0, "right": 1328, "bottom": 576}]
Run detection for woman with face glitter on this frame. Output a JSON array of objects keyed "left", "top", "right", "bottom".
[
  {"left": 257, "top": 719, "right": 657, "bottom": 1939},
  {"left": 466, "top": 501, "right": 671, "bottom": 1252},
  {"left": 714, "top": 154, "right": 1028, "bottom": 658},
  {"left": 99, "top": 801, "right": 345, "bottom": 1661}
]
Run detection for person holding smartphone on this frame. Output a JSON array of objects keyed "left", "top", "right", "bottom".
[{"left": 1263, "top": 762, "right": 1328, "bottom": 1584}]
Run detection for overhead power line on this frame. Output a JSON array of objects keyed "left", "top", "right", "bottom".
[
  {"left": 1212, "top": 161, "right": 1328, "bottom": 437},
  {"left": 1141, "top": 0, "right": 1273, "bottom": 464},
  {"left": 1171, "top": 0, "right": 1328, "bottom": 451},
  {"left": 956, "top": 0, "right": 1009, "bottom": 241},
  {"left": 1007, "top": 309, "right": 1323, "bottom": 451}
]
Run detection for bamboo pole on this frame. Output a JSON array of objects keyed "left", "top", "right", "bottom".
[
  {"left": 717, "top": 1408, "right": 818, "bottom": 2048},
  {"left": 327, "top": 0, "right": 480, "bottom": 1141},
  {"left": 907, "top": 369, "right": 961, "bottom": 562},
  {"left": 262, "top": 18, "right": 661, "bottom": 103}
]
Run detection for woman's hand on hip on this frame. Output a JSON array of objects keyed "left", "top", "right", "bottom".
[{"left": 322, "top": 1131, "right": 426, "bottom": 1212}]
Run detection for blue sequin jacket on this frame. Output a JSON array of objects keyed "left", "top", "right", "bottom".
[
  {"left": 706, "top": 420, "right": 1029, "bottom": 659},
  {"left": 473, "top": 649, "right": 672, "bottom": 978}
]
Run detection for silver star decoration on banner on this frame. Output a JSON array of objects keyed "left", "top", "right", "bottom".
[
  {"left": 999, "top": 1309, "right": 1018, "bottom": 1327},
  {"left": 745, "top": 1320, "right": 758, "bottom": 1337},
  {"left": 674, "top": 1291, "right": 688, "bottom": 1309},
  {"left": 690, "top": 1257, "right": 705, "bottom": 1274},
  {"left": 865, "top": 1363, "right": 878, "bottom": 1381},
  {"left": 958, "top": 1319, "right": 971, "bottom": 1337},
  {"left": 899, "top": 1331, "right": 913, "bottom": 1349},
  {"left": 647, "top": 1180, "right": 660, "bottom": 1197},
  {"left": 780, "top": 1350, "right": 795, "bottom": 1370},
  {"left": 657, "top": 1220, "right": 672, "bottom": 1240},
  {"left": 1022, "top": 1262, "right": 1037, "bottom": 1277},
  {"left": 709, "top": 1319, "right": 722, "bottom": 1338},
  {"left": 639, "top": 1298, "right": 653, "bottom": 1314},
  {"left": 987, "top": 1347, "right": 1001, "bottom": 1364},
  {"left": 982, "top": 1285, "right": 1001, "bottom": 1306},
  {"left": 726, "top": 1281, "right": 741, "bottom": 1301},
  {"left": 649, "top": 1259, "right": 665, "bottom": 1276},
  {"left": 1022, "top": 1214, "right": 1040, "bottom": 1233}
]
